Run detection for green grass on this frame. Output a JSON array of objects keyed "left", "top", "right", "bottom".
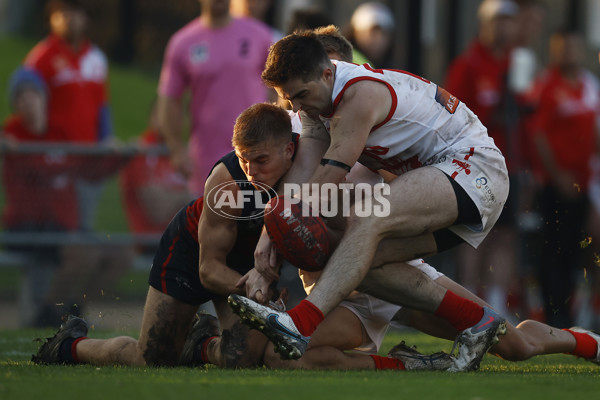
[{"left": 0, "top": 329, "right": 598, "bottom": 400}]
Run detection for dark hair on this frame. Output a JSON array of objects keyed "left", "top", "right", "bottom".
[
  {"left": 314, "top": 25, "right": 354, "bottom": 63},
  {"left": 262, "top": 31, "right": 332, "bottom": 87},
  {"left": 232, "top": 103, "right": 292, "bottom": 149},
  {"left": 46, "top": 0, "right": 88, "bottom": 16}
]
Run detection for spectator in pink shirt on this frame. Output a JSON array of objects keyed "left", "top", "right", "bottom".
[{"left": 157, "top": 0, "right": 273, "bottom": 195}]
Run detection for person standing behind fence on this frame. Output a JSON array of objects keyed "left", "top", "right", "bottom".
[
  {"left": 1, "top": 67, "right": 79, "bottom": 327},
  {"left": 157, "top": 0, "right": 272, "bottom": 196},
  {"left": 531, "top": 29, "right": 600, "bottom": 328},
  {"left": 23, "top": 0, "right": 113, "bottom": 232},
  {"left": 23, "top": 0, "right": 111, "bottom": 144}
]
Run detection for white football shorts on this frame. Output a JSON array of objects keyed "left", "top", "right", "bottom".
[
  {"left": 339, "top": 259, "right": 444, "bottom": 354},
  {"left": 432, "top": 146, "right": 509, "bottom": 248}
]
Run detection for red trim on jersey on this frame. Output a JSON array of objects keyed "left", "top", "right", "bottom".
[
  {"left": 362, "top": 63, "right": 431, "bottom": 84},
  {"left": 325, "top": 77, "right": 397, "bottom": 132},
  {"left": 161, "top": 234, "right": 180, "bottom": 293},
  {"left": 185, "top": 197, "right": 203, "bottom": 242}
]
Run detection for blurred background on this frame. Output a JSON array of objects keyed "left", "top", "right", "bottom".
[{"left": 1, "top": 0, "right": 600, "bottom": 331}]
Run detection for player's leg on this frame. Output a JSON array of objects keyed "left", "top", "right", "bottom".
[
  {"left": 202, "top": 300, "right": 380, "bottom": 369},
  {"left": 305, "top": 166, "right": 457, "bottom": 316},
  {"left": 76, "top": 201, "right": 202, "bottom": 366},
  {"left": 403, "top": 276, "right": 595, "bottom": 362},
  {"left": 75, "top": 287, "right": 198, "bottom": 366},
  {"left": 202, "top": 296, "right": 270, "bottom": 368},
  {"left": 265, "top": 345, "right": 375, "bottom": 370},
  {"left": 263, "top": 306, "right": 373, "bottom": 370}
]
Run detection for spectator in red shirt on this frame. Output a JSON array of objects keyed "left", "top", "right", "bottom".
[
  {"left": 2, "top": 67, "right": 78, "bottom": 234},
  {"left": 532, "top": 29, "right": 600, "bottom": 327},
  {"left": 444, "top": 0, "right": 520, "bottom": 320},
  {"left": 24, "top": 0, "right": 113, "bottom": 232},
  {"left": 24, "top": 0, "right": 111, "bottom": 143},
  {"left": 2, "top": 67, "right": 130, "bottom": 327}
]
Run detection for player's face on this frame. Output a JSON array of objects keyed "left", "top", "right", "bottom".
[
  {"left": 235, "top": 138, "right": 294, "bottom": 189},
  {"left": 276, "top": 69, "right": 334, "bottom": 119}
]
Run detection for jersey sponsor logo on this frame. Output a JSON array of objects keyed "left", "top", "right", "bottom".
[
  {"left": 190, "top": 43, "right": 209, "bottom": 64},
  {"left": 474, "top": 174, "right": 496, "bottom": 205},
  {"left": 435, "top": 86, "right": 460, "bottom": 114}
]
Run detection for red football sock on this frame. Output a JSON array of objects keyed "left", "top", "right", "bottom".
[
  {"left": 286, "top": 299, "right": 324, "bottom": 337},
  {"left": 434, "top": 290, "right": 484, "bottom": 332},
  {"left": 200, "top": 336, "right": 218, "bottom": 364},
  {"left": 563, "top": 329, "right": 598, "bottom": 359},
  {"left": 370, "top": 355, "right": 406, "bottom": 370},
  {"left": 71, "top": 337, "right": 88, "bottom": 363}
]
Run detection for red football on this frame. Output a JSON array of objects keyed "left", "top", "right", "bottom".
[{"left": 264, "top": 196, "right": 333, "bottom": 272}]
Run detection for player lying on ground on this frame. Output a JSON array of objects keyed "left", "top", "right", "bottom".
[{"left": 31, "top": 103, "right": 455, "bottom": 371}]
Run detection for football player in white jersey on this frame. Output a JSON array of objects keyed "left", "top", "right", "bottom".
[{"left": 227, "top": 28, "right": 597, "bottom": 371}]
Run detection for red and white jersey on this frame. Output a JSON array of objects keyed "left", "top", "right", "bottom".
[
  {"left": 25, "top": 34, "right": 109, "bottom": 143},
  {"left": 324, "top": 61, "right": 499, "bottom": 175}
]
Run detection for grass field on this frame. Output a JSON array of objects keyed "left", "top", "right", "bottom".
[{"left": 0, "top": 327, "right": 598, "bottom": 400}]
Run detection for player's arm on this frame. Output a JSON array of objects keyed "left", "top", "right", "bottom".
[
  {"left": 278, "top": 112, "right": 330, "bottom": 188},
  {"left": 156, "top": 94, "right": 192, "bottom": 178},
  {"left": 309, "top": 81, "right": 392, "bottom": 187},
  {"left": 198, "top": 164, "right": 247, "bottom": 295}
]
